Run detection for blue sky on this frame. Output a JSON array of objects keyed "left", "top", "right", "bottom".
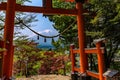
[{"left": 21, "top": 0, "right": 58, "bottom": 37}]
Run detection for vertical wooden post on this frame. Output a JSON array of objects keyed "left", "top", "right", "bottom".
[
  {"left": 3, "top": 0, "right": 16, "bottom": 79},
  {"left": 45, "top": 0, "right": 52, "bottom": 9},
  {"left": 70, "top": 44, "right": 75, "bottom": 72},
  {"left": 0, "top": 40, "right": 5, "bottom": 79},
  {"left": 96, "top": 42, "right": 104, "bottom": 80},
  {"left": 76, "top": 2, "right": 88, "bottom": 73},
  {"left": 70, "top": 44, "right": 78, "bottom": 80}
]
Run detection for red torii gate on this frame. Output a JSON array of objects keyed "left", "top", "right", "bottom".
[{"left": 0, "top": 0, "right": 106, "bottom": 80}]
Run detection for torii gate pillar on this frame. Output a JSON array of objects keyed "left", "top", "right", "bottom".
[
  {"left": 76, "top": 2, "right": 88, "bottom": 73},
  {"left": 3, "top": 0, "right": 16, "bottom": 79}
]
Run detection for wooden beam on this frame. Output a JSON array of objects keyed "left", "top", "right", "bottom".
[
  {"left": 16, "top": 5, "right": 78, "bottom": 15},
  {"left": 85, "top": 47, "right": 104, "bottom": 54},
  {"left": 87, "top": 70, "right": 99, "bottom": 79},
  {"left": 70, "top": 45, "right": 76, "bottom": 72},
  {"left": 0, "top": 2, "right": 78, "bottom": 15},
  {"left": 96, "top": 42, "right": 104, "bottom": 80},
  {"left": 45, "top": 0, "right": 52, "bottom": 9},
  {"left": 76, "top": 2, "right": 88, "bottom": 73},
  {"left": 73, "top": 49, "right": 79, "bottom": 53},
  {"left": 74, "top": 67, "right": 81, "bottom": 72},
  {"left": 0, "top": 40, "right": 6, "bottom": 79},
  {"left": 3, "top": 0, "right": 16, "bottom": 79}
]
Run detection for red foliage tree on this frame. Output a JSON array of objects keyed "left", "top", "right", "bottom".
[{"left": 39, "top": 51, "right": 69, "bottom": 75}]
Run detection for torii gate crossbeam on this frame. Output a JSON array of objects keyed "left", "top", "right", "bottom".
[{"left": 0, "top": 2, "right": 77, "bottom": 15}]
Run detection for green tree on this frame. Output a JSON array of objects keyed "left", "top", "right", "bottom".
[
  {"left": 48, "top": 0, "right": 120, "bottom": 71},
  {"left": 14, "top": 35, "right": 41, "bottom": 77},
  {"left": 88, "top": 0, "right": 120, "bottom": 70}
]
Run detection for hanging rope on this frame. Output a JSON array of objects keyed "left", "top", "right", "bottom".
[
  {"left": 15, "top": 16, "right": 76, "bottom": 38},
  {"left": 0, "top": 16, "right": 76, "bottom": 40}
]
